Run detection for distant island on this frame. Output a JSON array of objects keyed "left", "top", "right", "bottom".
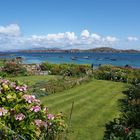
[
  {"left": 17, "top": 47, "right": 140, "bottom": 53},
  {"left": 85, "top": 47, "right": 140, "bottom": 53}
]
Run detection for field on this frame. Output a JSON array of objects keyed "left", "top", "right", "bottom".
[{"left": 40, "top": 79, "right": 126, "bottom": 140}]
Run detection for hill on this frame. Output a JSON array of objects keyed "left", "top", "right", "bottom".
[
  {"left": 86, "top": 47, "right": 140, "bottom": 53},
  {"left": 17, "top": 47, "right": 140, "bottom": 53}
]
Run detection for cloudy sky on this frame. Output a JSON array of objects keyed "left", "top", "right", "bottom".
[{"left": 0, "top": 0, "right": 140, "bottom": 50}]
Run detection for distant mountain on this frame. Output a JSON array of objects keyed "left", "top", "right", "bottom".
[
  {"left": 17, "top": 47, "right": 140, "bottom": 53},
  {"left": 85, "top": 47, "right": 140, "bottom": 53}
]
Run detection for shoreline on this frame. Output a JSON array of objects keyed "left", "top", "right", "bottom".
[{"left": 0, "top": 52, "right": 140, "bottom": 68}]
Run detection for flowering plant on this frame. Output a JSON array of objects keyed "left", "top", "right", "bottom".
[{"left": 0, "top": 79, "right": 67, "bottom": 139}]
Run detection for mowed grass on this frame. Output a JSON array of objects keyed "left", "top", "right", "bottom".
[{"left": 40, "top": 80, "right": 126, "bottom": 140}]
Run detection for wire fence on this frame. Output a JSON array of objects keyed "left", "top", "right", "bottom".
[{"left": 0, "top": 122, "right": 26, "bottom": 140}]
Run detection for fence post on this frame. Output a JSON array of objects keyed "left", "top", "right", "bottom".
[{"left": 68, "top": 101, "right": 74, "bottom": 127}]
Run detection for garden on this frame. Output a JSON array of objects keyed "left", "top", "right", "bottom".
[{"left": 0, "top": 60, "right": 140, "bottom": 139}]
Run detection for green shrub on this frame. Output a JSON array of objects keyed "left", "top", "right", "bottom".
[
  {"left": 104, "top": 83, "right": 140, "bottom": 139},
  {"left": 99, "top": 65, "right": 140, "bottom": 139},
  {"left": 40, "top": 62, "right": 91, "bottom": 77},
  {"left": 104, "top": 118, "right": 140, "bottom": 140},
  {"left": 0, "top": 79, "right": 67, "bottom": 139},
  {"left": 94, "top": 65, "right": 140, "bottom": 84},
  {"left": 2, "top": 62, "right": 28, "bottom": 76}
]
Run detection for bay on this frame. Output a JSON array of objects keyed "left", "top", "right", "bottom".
[{"left": 0, "top": 52, "right": 140, "bottom": 68}]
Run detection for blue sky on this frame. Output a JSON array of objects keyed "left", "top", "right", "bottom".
[{"left": 0, "top": 0, "right": 140, "bottom": 50}]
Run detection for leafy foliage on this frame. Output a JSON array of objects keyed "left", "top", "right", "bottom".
[
  {"left": 2, "top": 62, "right": 28, "bottom": 76},
  {"left": 40, "top": 62, "right": 91, "bottom": 77},
  {"left": 94, "top": 65, "right": 140, "bottom": 84},
  {"left": 0, "top": 79, "right": 67, "bottom": 139},
  {"left": 104, "top": 83, "right": 140, "bottom": 139}
]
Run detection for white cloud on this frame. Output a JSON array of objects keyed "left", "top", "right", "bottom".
[
  {"left": 65, "top": 32, "right": 77, "bottom": 41},
  {"left": 104, "top": 36, "right": 118, "bottom": 42},
  {"left": 91, "top": 33, "right": 101, "bottom": 41},
  {"left": 0, "top": 24, "right": 20, "bottom": 36},
  {"left": 31, "top": 32, "right": 77, "bottom": 41},
  {"left": 1, "top": 24, "right": 139, "bottom": 50},
  {"left": 127, "top": 36, "right": 139, "bottom": 41},
  {"left": 0, "top": 24, "right": 22, "bottom": 50},
  {"left": 46, "top": 33, "right": 64, "bottom": 40},
  {"left": 81, "top": 29, "right": 90, "bottom": 38}
]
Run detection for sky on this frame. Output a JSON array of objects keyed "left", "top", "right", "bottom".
[{"left": 0, "top": 0, "right": 140, "bottom": 50}]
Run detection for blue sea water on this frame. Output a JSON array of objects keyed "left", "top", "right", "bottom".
[{"left": 0, "top": 52, "right": 140, "bottom": 68}]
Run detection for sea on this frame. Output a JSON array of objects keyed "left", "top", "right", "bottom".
[{"left": 0, "top": 52, "right": 140, "bottom": 68}]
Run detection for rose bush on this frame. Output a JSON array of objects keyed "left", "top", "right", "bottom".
[{"left": 0, "top": 79, "right": 67, "bottom": 139}]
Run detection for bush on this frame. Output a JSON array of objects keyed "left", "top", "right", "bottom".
[
  {"left": 104, "top": 84, "right": 140, "bottom": 139},
  {"left": 40, "top": 62, "right": 91, "bottom": 77},
  {"left": 94, "top": 65, "right": 140, "bottom": 84},
  {"left": 0, "top": 79, "right": 67, "bottom": 139},
  {"left": 2, "top": 62, "right": 28, "bottom": 76},
  {"left": 104, "top": 118, "right": 140, "bottom": 140}
]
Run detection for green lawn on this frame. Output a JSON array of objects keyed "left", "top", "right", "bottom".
[
  {"left": 40, "top": 80, "right": 126, "bottom": 140},
  {"left": 0, "top": 59, "right": 5, "bottom": 67},
  {"left": 8, "top": 75, "right": 58, "bottom": 86}
]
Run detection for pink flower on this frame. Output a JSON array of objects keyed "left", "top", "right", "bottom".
[
  {"left": 47, "top": 114, "right": 54, "bottom": 120},
  {"left": 1, "top": 79, "right": 9, "bottom": 84},
  {"left": 34, "top": 119, "right": 42, "bottom": 127},
  {"left": 16, "top": 85, "right": 27, "bottom": 92},
  {"left": 22, "top": 85, "right": 27, "bottom": 91},
  {"left": 0, "top": 107, "right": 8, "bottom": 116},
  {"left": 16, "top": 86, "right": 20, "bottom": 90},
  {"left": 30, "top": 106, "right": 41, "bottom": 112},
  {"left": 23, "top": 94, "right": 40, "bottom": 104},
  {"left": 15, "top": 113, "right": 25, "bottom": 121},
  {"left": 19, "top": 88, "right": 23, "bottom": 92}
]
